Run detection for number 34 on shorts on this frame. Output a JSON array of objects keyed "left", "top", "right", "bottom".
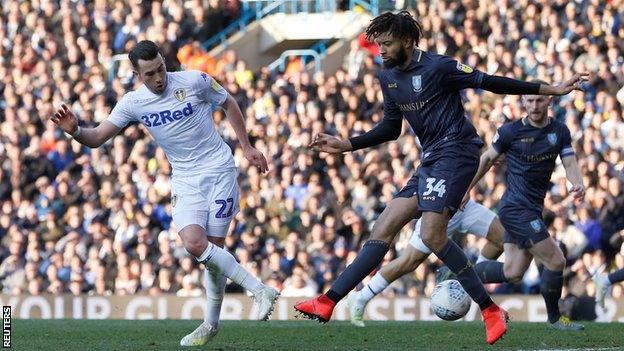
[{"left": 422, "top": 177, "right": 446, "bottom": 200}]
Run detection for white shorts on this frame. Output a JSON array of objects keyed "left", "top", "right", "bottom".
[
  {"left": 171, "top": 168, "right": 240, "bottom": 237},
  {"left": 409, "top": 199, "right": 496, "bottom": 254}
]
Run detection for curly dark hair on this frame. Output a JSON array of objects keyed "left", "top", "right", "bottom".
[{"left": 365, "top": 11, "right": 423, "bottom": 45}]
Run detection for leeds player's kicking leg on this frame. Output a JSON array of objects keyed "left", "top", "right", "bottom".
[
  {"left": 179, "top": 225, "right": 279, "bottom": 346},
  {"left": 349, "top": 215, "right": 504, "bottom": 327},
  {"left": 593, "top": 268, "right": 624, "bottom": 309}
]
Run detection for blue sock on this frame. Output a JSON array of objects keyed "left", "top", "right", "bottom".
[
  {"left": 326, "top": 240, "right": 389, "bottom": 303},
  {"left": 540, "top": 268, "right": 563, "bottom": 323},
  {"left": 435, "top": 240, "right": 493, "bottom": 310},
  {"left": 475, "top": 261, "right": 507, "bottom": 283}
]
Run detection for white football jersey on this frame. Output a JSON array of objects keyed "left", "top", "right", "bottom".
[{"left": 108, "top": 70, "right": 235, "bottom": 175}]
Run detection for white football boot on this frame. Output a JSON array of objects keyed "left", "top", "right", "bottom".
[
  {"left": 253, "top": 286, "right": 280, "bottom": 321},
  {"left": 180, "top": 322, "right": 218, "bottom": 347},
  {"left": 347, "top": 292, "right": 366, "bottom": 327}
]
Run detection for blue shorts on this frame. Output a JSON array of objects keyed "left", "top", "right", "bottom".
[
  {"left": 499, "top": 207, "right": 550, "bottom": 249},
  {"left": 395, "top": 144, "right": 480, "bottom": 216}
]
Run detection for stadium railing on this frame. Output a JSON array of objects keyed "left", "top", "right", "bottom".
[
  {"left": 266, "top": 49, "right": 323, "bottom": 74},
  {"left": 108, "top": 54, "right": 129, "bottom": 83}
]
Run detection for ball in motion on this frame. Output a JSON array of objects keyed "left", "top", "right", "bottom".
[{"left": 430, "top": 279, "right": 471, "bottom": 321}]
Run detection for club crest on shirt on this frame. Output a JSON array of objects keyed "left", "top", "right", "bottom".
[
  {"left": 412, "top": 75, "right": 422, "bottom": 93},
  {"left": 547, "top": 133, "right": 557, "bottom": 145},
  {"left": 173, "top": 88, "right": 186, "bottom": 102},
  {"left": 530, "top": 219, "right": 542, "bottom": 232},
  {"left": 456, "top": 62, "right": 473, "bottom": 74}
]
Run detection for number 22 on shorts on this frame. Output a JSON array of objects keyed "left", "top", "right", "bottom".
[{"left": 215, "top": 198, "right": 234, "bottom": 218}]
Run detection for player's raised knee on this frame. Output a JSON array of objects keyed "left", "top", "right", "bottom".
[
  {"left": 181, "top": 236, "right": 209, "bottom": 258},
  {"left": 503, "top": 266, "right": 524, "bottom": 283},
  {"left": 421, "top": 231, "right": 446, "bottom": 252}
]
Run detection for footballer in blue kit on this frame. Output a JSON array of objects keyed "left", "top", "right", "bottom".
[
  {"left": 467, "top": 83, "right": 586, "bottom": 331},
  {"left": 295, "top": 11, "right": 587, "bottom": 345},
  {"left": 494, "top": 116, "right": 576, "bottom": 249}
]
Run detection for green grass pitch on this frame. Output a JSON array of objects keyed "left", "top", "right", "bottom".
[{"left": 11, "top": 319, "right": 624, "bottom": 350}]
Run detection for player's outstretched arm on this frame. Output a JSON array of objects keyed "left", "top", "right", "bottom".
[
  {"left": 222, "top": 95, "right": 269, "bottom": 173},
  {"left": 50, "top": 104, "right": 122, "bottom": 148},
  {"left": 480, "top": 73, "right": 589, "bottom": 96},
  {"left": 562, "top": 155, "right": 585, "bottom": 203},
  {"left": 310, "top": 117, "right": 403, "bottom": 154},
  {"left": 460, "top": 146, "right": 500, "bottom": 209}
]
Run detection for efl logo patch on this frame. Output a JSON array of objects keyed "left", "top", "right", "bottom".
[
  {"left": 211, "top": 79, "right": 222, "bottom": 92},
  {"left": 412, "top": 75, "right": 422, "bottom": 93},
  {"left": 456, "top": 62, "right": 473, "bottom": 74},
  {"left": 547, "top": 133, "right": 557, "bottom": 145},
  {"left": 530, "top": 219, "right": 542, "bottom": 232},
  {"left": 173, "top": 88, "right": 186, "bottom": 102}
]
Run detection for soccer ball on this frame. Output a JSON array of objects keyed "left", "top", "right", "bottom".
[{"left": 430, "top": 279, "right": 471, "bottom": 321}]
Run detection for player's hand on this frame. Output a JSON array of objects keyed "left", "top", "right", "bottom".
[
  {"left": 569, "top": 184, "right": 585, "bottom": 203},
  {"left": 551, "top": 73, "right": 590, "bottom": 95},
  {"left": 459, "top": 190, "right": 471, "bottom": 211},
  {"left": 51, "top": 104, "right": 79, "bottom": 135},
  {"left": 243, "top": 145, "right": 269, "bottom": 173},
  {"left": 309, "top": 133, "right": 352, "bottom": 154}
]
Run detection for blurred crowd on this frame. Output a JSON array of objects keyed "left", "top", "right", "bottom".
[{"left": 0, "top": 0, "right": 623, "bottom": 315}]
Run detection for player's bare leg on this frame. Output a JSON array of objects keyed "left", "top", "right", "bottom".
[
  {"left": 530, "top": 238, "right": 584, "bottom": 331},
  {"left": 295, "top": 197, "right": 419, "bottom": 323},
  {"left": 421, "top": 209, "right": 507, "bottom": 345},
  {"left": 480, "top": 219, "right": 504, "bottom": 261},
  {"left": 475, "top": 243, "right": 532, "bottom": 284},
  {"left": 349, "top": 245, "right": 428, "bottom": 327},
  {"left": 179, "top": 225, "right": 278, "bottom": 346},
  {"left": 475, "top": 243, "right": 532, "bottom": 293}
]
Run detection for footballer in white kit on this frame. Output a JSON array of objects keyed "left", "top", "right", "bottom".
[
  {"left": 50, "top": 40, "right": 278, "bottom": 347},
  {"left": 107, "top": 67, "right": 240, "bottom": 236},
  {"left": 347, "top": 199, "right": 504, "bottom": 327}
]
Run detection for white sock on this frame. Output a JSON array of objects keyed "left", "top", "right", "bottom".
[
  {"left": 476, "top": 254, "right": 489, "bottom": 264},
  {"left": 197, "top": 243, "right": 264, "bottom": 295},
  {"left": 204, "top": 267, "right": 226, "bottom": 327},
  {"left": 360, "top": 272, "right": 389, "bottom": 302}
]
